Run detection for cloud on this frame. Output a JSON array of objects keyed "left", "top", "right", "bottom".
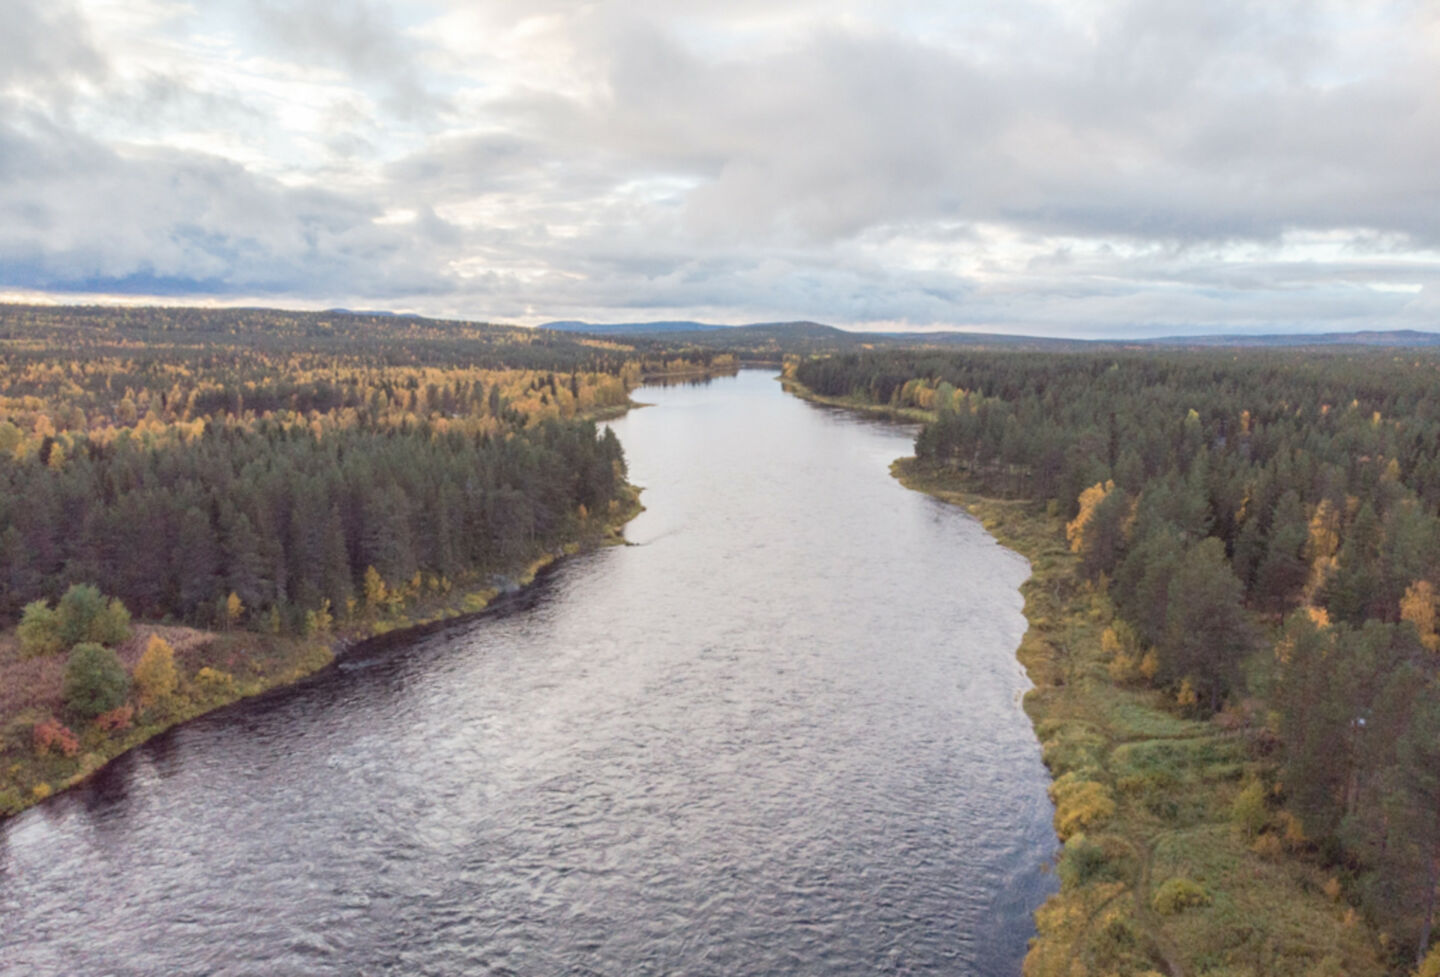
[
  {"left": 1, "top": 0, "right": 1438, "bottom": 335},
  {"left": 246, "top": 0, "right": 450, "bottom": 119},
  {"left": 0, "top": 113, "right": 457, "bottom": 297},
  {"left": 0, "top": 0, "right": 107, "bottom": 103}
]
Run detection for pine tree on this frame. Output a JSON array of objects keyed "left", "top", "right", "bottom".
[{"left": 1160, "top": 538, "right": 1254, "bottom": 713}]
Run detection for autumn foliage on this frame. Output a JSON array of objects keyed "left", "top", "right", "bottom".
[
  {"left": 1401, "top": 580, "right": 1439, "bottom": 652},
  {"left": 32, "top": 719, "right": 80, "bottom": 758},
  {"left": 133, "top": 635, "right": 179, "bottom": 707},
  {"left": 93, "top": 704, "right": 135, "bottom": 732},
  {"left": 0, "top": 307, "right": 642, "bottom": 634}
]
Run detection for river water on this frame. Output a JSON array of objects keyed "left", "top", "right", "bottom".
[{"left": 0, "top": 370, "right": 1056, "bottom": 977}]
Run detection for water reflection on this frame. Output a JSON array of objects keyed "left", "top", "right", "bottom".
[{"left": 0, "top": 370, "right": 1056, "bottom": 977}]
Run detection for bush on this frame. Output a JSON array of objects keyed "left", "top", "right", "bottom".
[
  {"left": 195, "top": 667, "right": 237, "bottom": 698},
  {"left": 1041, "top": 723, "right": 1107, "bottom": 775},
  {"left": 93, "top": 704, "right": 134, "bottom": 732},
  {"left": 32, "top": 718, "right": 80, "bottom": 757},
  {"left": 1152, "top": 876, "right": 1210, "bottom": 915},
  {"left": 62, "top": 643, "right": 130, "bottom": 719},
  {"left": 1058, "top": 834, "right": 1118, "bottom": 889},
  {"left": 1231, "top": 779, "right": 1269, "bottom": 838},
  {"left": 17, "top": 600, "right": 64, "bottom": 657},
  {"left": 1089, "top": 913, "right": 1145, "bottom": 972},
  {"left": 1052, "top": 774, "right": 1118, "bottom": 840},
  {"left": 57, "top": 584, "right": 131, "bottom": 647}
]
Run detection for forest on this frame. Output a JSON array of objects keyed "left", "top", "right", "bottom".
[
  {"left": 0, "top": 304, "right": 747, "bottom": 815},
  {"left": 0, "top": 304, "right": 739, "bottom": 630},
  {"left": 793, "top": 348, "right": 1440, "bottom": 970}
]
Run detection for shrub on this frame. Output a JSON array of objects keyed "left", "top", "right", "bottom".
[
  {"left": 62, "top": 643, "right": 131, "bottom": 719},
  {"left": 1250, "top": 832, "right": 1284, "bottom": 859},
  {"left": 133, "top": 635, "right": 178, "bottom": 706},
  {"left": 195, "top": 667, "right": 237, "bottom": 697},
  {"left": 304, "top": 599, "right": 334, "bottom": 637},
  {"left": 32, "top": 718, "right": 80, "bottom": 757},
  {"left": 17, "top": 600, "right": 64, "bottom": 657},
  {"left": 1278, "top": 809, "right": 1308, "bottom": 849},
  {"left": 1058, "top": 834, "right": 1117, "bottom": 889},
  {"left": 93, "top": 704, "right": 134, "bottom": 732},
  {"left": 1089, "top": 913, "right": 1143, "bottom": 972},
  {"left": 1152, "top": 877, "right": 1210, "bottom": 915},
  {"left": 1051, "top": 774, "right": 1118, "bottom": 839},
  {"left": 1231, "top": 779, "right": 1269, "bottom": 838},
  {"left": 1108, "top": 651, "right": 1142, "bottom": 684},
  {"left": 1041, "top": 724, "right": 1107, "bottom": 775},
  {"left": 57, "top": 584, "right": 131, "bottom": 648}
]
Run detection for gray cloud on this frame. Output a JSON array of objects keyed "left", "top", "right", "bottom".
[
  {"left": 0, "top": 114, "right": 455, "bottom": 297},
  {"left": 0, "top": 0, "right": 106, "bottom": 105},
  {"left": 247, "top": 0, "right": 450, "bottom": 119},
  {"left": 519, "top": 7, "right": 1439, "bottom": 246},
  {"left": 2, "top": 0, "right": 1438, "bottom": 335}
]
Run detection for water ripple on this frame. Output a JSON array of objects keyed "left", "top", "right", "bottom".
[{"left": 0, "top": 372, "right": 1056, "bottom": 977}]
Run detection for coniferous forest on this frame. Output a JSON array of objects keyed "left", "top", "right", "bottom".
[
  {"left": 0, "top": 304, "right": 741, "bottom": 815},
  {"left": 10, "top": 301, "right": 1440, "bottom": 972},
  {"left": 793, "top": 348, "right": 1440, "bottom": 969},
  {"left": 0, "top": 305, "right": 735, "bottom": 630}
]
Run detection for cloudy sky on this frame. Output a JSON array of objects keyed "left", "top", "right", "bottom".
[{"left": 2, "top": 0, "right": 1437, "bottom": 336}]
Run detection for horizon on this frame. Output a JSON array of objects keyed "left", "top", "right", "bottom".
[
  {"left": 4, "top": 296, "right": 1439, "bottom": 343},
  {"left": 2, "top": 2, "right": 1438, "bottom": 336}
]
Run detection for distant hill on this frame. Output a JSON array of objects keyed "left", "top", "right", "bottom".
[
  {"left": 541, "top": 320, "right": 726, "bottom": 335},
  {"left": 540, "top": 319, "right": 1087, "bottom": 350},
  {"left": 1142, "top": 329, "right": 1440, "bottom": 348},
  {"left": 545, "top": 320, "right": 1440, "bottom": 351},
  {"left": 541, "top": 319, "right": 862, "bottom": 339}
]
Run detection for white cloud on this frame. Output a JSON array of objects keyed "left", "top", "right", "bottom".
[{"left": 1, "top": 0, "right": 1437, "bottom": 335}]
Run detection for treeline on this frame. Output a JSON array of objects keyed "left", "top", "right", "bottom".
[
  {"left": 2, "top": 417, "right": 625, "bottom": 630},
  {"left": 0, "top": 303, "right": 650, "bottom": 370},
  {"left": 0, "top": 305, "right": 653, "bottom": 633},
  {"left": 793, "top": 349, "right": 1440, "bottom": 966}
]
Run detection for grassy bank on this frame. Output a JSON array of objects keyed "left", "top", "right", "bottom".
[
  {"left": 896, "top": 461, "right": 1383, "bottom": 977},
  {"left": 0, "top": 485, "right": 643, "bottom": 820},
  {"left": 784, "top": 376, "right": 1386, "bottom": 977}
]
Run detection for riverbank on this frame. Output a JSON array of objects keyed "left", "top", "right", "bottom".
[
  {"left": 782, "top": 376, "right": 1386, "bottom": 977},
  {"left": 0, "top": 484, "right": 644, "bottom": 820}
]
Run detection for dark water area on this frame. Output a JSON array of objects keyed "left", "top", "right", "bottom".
[{"left": 0, "top": 370, "right": 1056, "bottom": 977}]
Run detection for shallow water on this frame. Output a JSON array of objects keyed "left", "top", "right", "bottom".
[{"left": 0, "top": 370, "right": 1056, "bottom": 976}]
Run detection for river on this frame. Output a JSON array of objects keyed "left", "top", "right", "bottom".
[{"left": 0, "top": 370, "right": 1056, "bottom": 976}]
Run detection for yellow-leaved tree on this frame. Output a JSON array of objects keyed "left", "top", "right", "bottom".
[
  {"left": 224, "top": 592, "right": 244, "bottom": 630},
  {"left": 1401, "top": 580, "right": 1439, "bottom": 652},
  {"left": 1066, "top": 480, "right": 1115, "bottom": 553},
  {"left": 133, "top": 634, "right": 178, "bottom": 708},
  {"left": 1066, "top": 480, "right": 1131, "bottom": 581},
  {"left": 304, "top": 599, "right": 334, "bottom": 637},
  {"left": 364, "top": 566, "right": 388, "bottom": 610}
]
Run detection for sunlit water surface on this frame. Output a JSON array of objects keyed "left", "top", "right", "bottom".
[{"left": 0, "top": 370, "right": 1055, "bottom": 976}]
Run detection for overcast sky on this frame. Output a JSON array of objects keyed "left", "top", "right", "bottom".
[{"left": 1, "top": 0, "right": 1437, "bottom": 336}]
